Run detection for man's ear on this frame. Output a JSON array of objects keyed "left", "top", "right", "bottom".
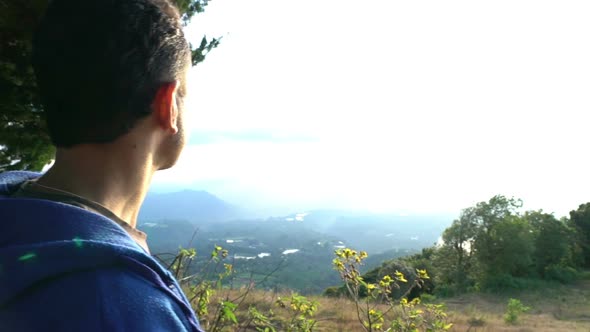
[{"left": 153, "top": 81, "right": 180, "bottom": 134}]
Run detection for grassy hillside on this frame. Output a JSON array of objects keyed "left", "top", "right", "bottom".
[
  {"left": 150, "top": 195, "right": 590, "bottom": 330},
  {"left": 193, "top": 276, "right": 590, "bottom": 331},
  {"left": 445, "top": 278, "right": 590, "bottom": 331}
]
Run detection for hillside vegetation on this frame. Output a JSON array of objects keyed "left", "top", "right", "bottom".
[
  {"left": 194, "top": 278, "right": 590, "bottom": 331},
  {"left": 158, "top": 195, "right": 590, "bottom": 331}
]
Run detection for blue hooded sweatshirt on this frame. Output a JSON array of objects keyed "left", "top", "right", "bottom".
[{"left": 0, "top": 171, "right": 204, "bottom": 331}]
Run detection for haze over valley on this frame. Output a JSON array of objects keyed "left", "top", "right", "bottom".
[{"left": 138, "top": 189, "right": 452, "bottom": 293}]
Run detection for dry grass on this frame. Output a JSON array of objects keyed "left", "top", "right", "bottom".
[
  {"left": 445, "top": 280, "right": 590, "bottom": 332},
  {"left": 199, "top": 288, "right": 365, "bottom": 331},
  {"left": 193, "top": 280, "right": 590, "bottom": 331}
]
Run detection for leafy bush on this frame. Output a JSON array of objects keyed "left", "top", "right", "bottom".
[
  {"left": 323, "top": 286, "right": 342, "bottom": 298},
  {"left": 275, "top": 293, "right": 318, "bottom": 332},
  {"left": 392, "top": 299, "right": 452, "bottom": 332},
  {"left": 333, "top": 248, "right": 453, "bottom": 332},
  {"left": 544, "top": 265, "right": 578, "bottom": 284},
  {"left": 419, "top": 293, "right": 437, "bottom": 304},
  {"left": 432, "top": 284, "right": 458, "bottom": 298},
  {"left": 504, "top": 298, "right": 530, "bottom": 325},
  {"left": 482, "top": 274, "right": 520, "bottom": 290},
  {"left": 482, "top": 274, "right": 555, "bottom": 292}
]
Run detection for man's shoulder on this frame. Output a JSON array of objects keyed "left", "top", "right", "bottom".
[
  {"left": 0, "top": 193, "right": 137, "bottom": 250},
  {"left": 0, "top": 171, "right": 41, "bottom": 196}
]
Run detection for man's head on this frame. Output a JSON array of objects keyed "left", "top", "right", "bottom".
[{"left": 32, "top": 0, "right": 191, "bottom": 169}]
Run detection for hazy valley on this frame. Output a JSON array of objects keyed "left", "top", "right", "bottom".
[{"left": 138, "top": 189, "right": 452, "bottom": 293}]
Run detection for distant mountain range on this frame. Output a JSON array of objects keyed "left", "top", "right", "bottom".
[
  {"left": 139, "top": 189, "right": 453, "bottom": 254},
  {"left": 139, "top": 190, "right": 241, "bottom": 222}
]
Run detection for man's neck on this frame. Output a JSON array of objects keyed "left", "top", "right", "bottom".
[{"left": 37, "top": 142, "right": 156, "bottom": 228}]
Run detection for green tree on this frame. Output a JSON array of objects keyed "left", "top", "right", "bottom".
[
  {"left": 525, "top": 211, "right": 577, "bottom": 276},
  {"left": 485, "top": 216, "right": 535, "bottom": 278},
  {"left": 569, "top": 203, "right": 590, "bottom": 268},
  {"left": 469, "top": 196, "right": 530, "bottom": 281},
  {"left": 436, "top": 207, "right": 479, "bottom": 290},
  {"left": 0, "top": 0, "right": 219, "bottom": 171},
  {"left": 436, "top": 195, "right": 544, "bottom": 289}
]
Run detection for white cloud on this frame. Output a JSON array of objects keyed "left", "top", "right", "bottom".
[{"left": 158, "top": 0, "right": 590, "bottom": 217}]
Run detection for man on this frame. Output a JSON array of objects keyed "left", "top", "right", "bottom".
[{"left": 0, "top": 0, "right": 204, "bottom": 330}]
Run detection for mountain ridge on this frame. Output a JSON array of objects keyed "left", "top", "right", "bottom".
[{"left": 139, "top": 189, "right": 241, "bottom": 222}]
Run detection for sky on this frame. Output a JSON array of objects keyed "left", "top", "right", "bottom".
[{"left": 153, "top": 0, "right": 590, "bottom": 217}]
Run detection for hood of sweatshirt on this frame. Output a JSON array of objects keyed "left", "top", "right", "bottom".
[{"left": 0, "top": 171, "right": 201, "bottom": 331}]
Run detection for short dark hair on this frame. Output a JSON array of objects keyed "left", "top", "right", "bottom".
[{"left": 32, "top": 0, "right": 191, "bottom": 147}]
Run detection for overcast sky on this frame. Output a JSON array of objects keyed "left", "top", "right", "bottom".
[{"left": 153, "top": 0, "right": 590, "bottom": 217}]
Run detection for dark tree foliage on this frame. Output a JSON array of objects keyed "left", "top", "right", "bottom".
[
  {"left": 469, "top": 196, "right": 530, "bottom": 279},
  {"left": 526, "top": 211, "right": 576, "bottom": 276},
  {"left": 321, "top": 196, "right": 587, "bottom": 296},
  {"left": 570, "top": 203, "right": 590, "bottom": 268},
  {"left": 438, "top": 207, "right": 478, "bottom": 290},
  {"left": 0, "top": 0, "right": 219, "bottom": 171},
  {"left": 432, "top": 197, "right": 583, "bottom": 293},
  {"left": 0, "top": 0, "right": 52, "bottom": 171}
]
